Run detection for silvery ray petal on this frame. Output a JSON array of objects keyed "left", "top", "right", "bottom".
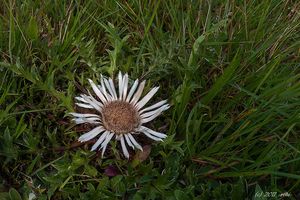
[
  {"left": 75, "top": 103, "right": 93, "bottom": 109},
  {"left": 126, "top": 79, "right": 139, "bottom": 102},
  {"left": 100, "top": 132, "right": 114, "bottom": 157},
  {"left": 79, "top": 126, "right": 105, "bottom": 142},
  {"left": 139, "top": 100, "right": 167, "bottom": 113},
  {"left": 86, "top": 91, "right": 99, "bottom": 102},
  {"left": 141, "top": 105, "right": 170, "bottom": 124},
  {"left": 124, "top": 134, "right": 134, "bottom": 149},
  {"left": 80, "top": 94, "right": 90, "bottom": 99},
  {"left": 69, "top": 113, "right": 99, "bottom": 118},
  {"left": 72, "top": 118, "right": 85, "bottom": 124},
  {"left": 101, "top": 143, "right": 108, "bottom": 157},
  {"left": 100, "top": 132, "right": 114, "bottom": 150},
  {"left": 135, "top": 87, "right": 159, "bottom": 110},
  {"left": 87, "top": 90, "right": 103, "bottom": 108},
  {"left": 91, "top": 131, "right": 109, "bottom": 151},
  {"left": 128, "top": 133, "right": 143, "bottom": 151},
  {"left": 75, "top": 96, "right": 88, "bottom": 103},
  {"left": 72, "top": 118, "right": 101, "bottom": 125},
  {"left": 75, "top": 117, "right": 100, "bottom": 122},
  {"left": 81, "top": 95, "right": 102, "bottom": 111},
  {"left": 88, "top": 79, "right": 107, "bottom": 103},
  {"left": 98, "top": 85, "right": 111, "bottom": 101},
  {"left": 142, "top": 131, "right": 163, "bottom": 141},
  {"left": 118, "top": 71, "right": 123, "bottom": 100},
  {"left": 79, "top": 93, "right": 102, "bottom": 110},
  {"left": 109, "top": 78, "right": 118, "bottom": 99},
  {"left": 141, "top": 104, "right": 169, "bottom": 119},
  {"left": 115, "top": 134, "right": 122, "bottom": 140},
  {"left": 120, "top": 135, "right": 129, "bottom": 158},
  {"left": 122, "top": 74, "right": 128, "bottom": 100},
  {"left": 100, "top": 75, "right": 112, "bottom": 101},
  {"left": 139, "top": 126, "right": 167, "bottom": 139},
  {"left": 130, "top": 80, "right": 146, "bottom": 105},
  {"left": 104, "top": 78, "right": 117, "bottom": 100}
]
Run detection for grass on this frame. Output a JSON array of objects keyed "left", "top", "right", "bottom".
[{"left": 0, "top": 0, "right": 300, "bottom": 199}]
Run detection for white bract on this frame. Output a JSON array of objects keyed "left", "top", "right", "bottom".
[{"left": 70, "top": 72, "right": 169, "bottom": 159}]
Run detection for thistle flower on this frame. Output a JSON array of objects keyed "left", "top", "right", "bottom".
[{"left": 70, "top": 72, "right": 169, "bottom": 158}]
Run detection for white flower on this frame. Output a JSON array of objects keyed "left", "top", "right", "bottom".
[{"left": 70, "top": 72, "right": 169, "bottom": 158}]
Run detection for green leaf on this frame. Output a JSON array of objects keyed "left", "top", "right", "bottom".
[
  {"left": 27, "top": 16, "right": 39, "bottom": 40},
  {"left": 0, "top": 128, "right": 18, "bottom": 162},
  {"left": 201, "top": 50, "right": 241, "bottom": 105},
  {"left": 85, "top": 164, "right": 98, "bottom": 177},
  {"left": 187, "top": 19, "right": 227, "bottom": 71},
  {"left": 232, "top": 178, "right": 245, "bottom": 200},
  {"left": 174, "top": 190, "right": 189, "bottom": 200},
  {"left": 9, "top": 188, "right": 22, "bottom": 200},
  {"left": 0, "top": 192, "right": 9, "bottom": 200},
  {"left": 187, "top": 35, "right": 205, "bottom": 68},
  {"left": 132, "top": 193, "right": 143, "bottom": 200}
]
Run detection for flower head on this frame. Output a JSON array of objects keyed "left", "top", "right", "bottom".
[{"left": 70, "top": 72, "right": 169, "bottom": 158}]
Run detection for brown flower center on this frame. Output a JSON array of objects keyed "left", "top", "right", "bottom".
[{"left": 102, "top": 101, "right": 140, "bottom": 134}]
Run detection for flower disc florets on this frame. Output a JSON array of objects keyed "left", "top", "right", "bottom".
[{"left": 102, "top": 101, "right": 140, "bottom": 134}]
